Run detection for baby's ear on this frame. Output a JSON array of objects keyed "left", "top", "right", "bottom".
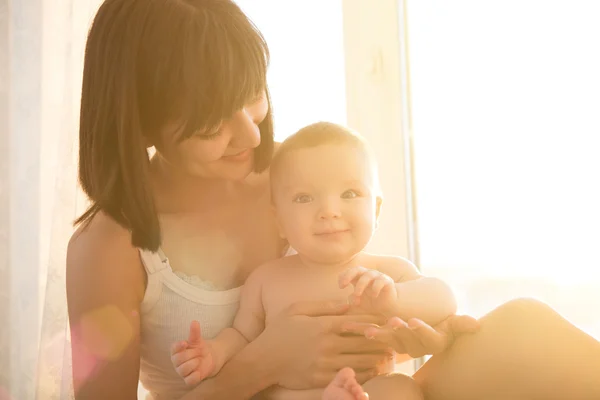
[{"left": 375, "top": 196, "right": 383, "bottom": 228}]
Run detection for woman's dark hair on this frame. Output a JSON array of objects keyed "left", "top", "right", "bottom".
[{"left": 76, "top": 0, "right": 273, "bottom": 251}]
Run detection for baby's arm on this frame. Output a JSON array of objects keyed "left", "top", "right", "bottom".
[
  {"left": 340, "top": 256, "right": 457, "bottom": 326},
  {"left": 380, "top": 256, "right": 457, "bottom": 325},
  {"left": 230, "top": 264, "right": 268, "bottom": 342},
  {"left": 171, "top": 267, "right": 267, "bottom": 385},
  {"left": 399, "top": 279, "right": 455, "bottom": 325}
]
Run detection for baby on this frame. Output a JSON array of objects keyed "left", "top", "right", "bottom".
[{"left": 171, "top": 122, "right": 457, "bottom": 400}]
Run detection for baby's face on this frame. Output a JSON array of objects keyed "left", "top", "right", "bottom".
[{"left": 272, "top": 143, "right": 381, "bottom": 264}]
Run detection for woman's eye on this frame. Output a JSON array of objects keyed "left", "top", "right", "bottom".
[
  {"left": 194, "top": 125, "right": 223, "bottom": 140},
  {"left": 341, "top": 190, "right": 359, "bottom": 199},
  {"left": 293, "top": 194, "right": 313, "bottom": 203}
]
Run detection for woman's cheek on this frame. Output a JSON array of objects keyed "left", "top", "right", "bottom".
[{"left": 183, "top": 137, "right": 229, "bottom": 162}]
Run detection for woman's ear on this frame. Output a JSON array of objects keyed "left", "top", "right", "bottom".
[{"left": 375, "top": 196, "right": 383, "bottom": 229}]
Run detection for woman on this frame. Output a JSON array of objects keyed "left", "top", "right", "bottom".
[{"left": 66, "top": 0, "right": 600, "bottom": 399}]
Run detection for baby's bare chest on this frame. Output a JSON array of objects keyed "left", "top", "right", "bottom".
[{"left": 261, "top": 271, "right": 359, "bottom": 323}]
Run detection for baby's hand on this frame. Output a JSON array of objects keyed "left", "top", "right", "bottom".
[
  {"left": 339, "top": 266, "right": 399, "bottom": 317},
  {"left": 170, "top": 320, "right": 216, "bottom": 386}
]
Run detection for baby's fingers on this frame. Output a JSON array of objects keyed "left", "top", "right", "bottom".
[
  {"left": 353, "top": 270, "right": 380, "bottom": 297},
  {"left": 170, "top": 340, "right": 188, "bottom": 356},
  {"left": 171, "top": 348, "right": 203, "bottom": 368},
  {"left": 369, "top": 276, "right": 394, "bottom": 297},
  {"left": 176, "top": 357, "right": 201, "bottom": 380},
  {"left": 339, "top": 266, "right": 367, "bottom": 288},
  {"left": 184, "top": 369, "right": 206, "bottom": 386}
]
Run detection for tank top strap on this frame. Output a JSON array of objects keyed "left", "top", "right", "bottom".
[
  {"left": 139, "top": 248, "right": 171, "bottom": 313},
  {"left": 139, "top": 247, "right": 169, "bottom": 275}
]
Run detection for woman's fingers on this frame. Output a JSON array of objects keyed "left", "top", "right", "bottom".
[
  {"left": 332, "top": 335, "right": 390, "bottom": 353},
  {"left": 330, "top": 315, "right": 387, "bottom": 334},
  {"left": 338, "top": 321, "right": 404, "bottom": 352},
  {"left": 340, "top": 321, "right": 382, "bottom": 337},
  {"left": 286, "top": 300, "right": 350, "bottom": 317},
  {"left": 338, "top": 315, "right": 469, "bottom": 358},
  {"left": 340, "top": 317, "right": 436, "bottom": 356},
  {"left": 387, "top": 322, "right": 430, "bottom": 357},
  {"left": 402, "top": 315, "right": 479, "bottom": 356},
  {"left": 405, "top": 318, "right": 448, "bottom": 354}
]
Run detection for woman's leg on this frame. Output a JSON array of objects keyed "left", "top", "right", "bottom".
[{"left": 413, "top": 298, "right": 600, "bottom": 400}]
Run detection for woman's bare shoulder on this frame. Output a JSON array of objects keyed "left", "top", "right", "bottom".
[
  {"left": 68, "top": 211, "right": 137, "bottom": 267},
  {"left": 66, "top": 212, "right": 146, "bottom": 398},
  {"left": 67, "top": 211, "right": 146, "bottom": 305}
]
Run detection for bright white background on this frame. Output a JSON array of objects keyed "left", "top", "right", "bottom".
[{"left": 407, "top": 0, "right": 600, "bottom": 337}]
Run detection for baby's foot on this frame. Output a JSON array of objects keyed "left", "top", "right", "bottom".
[{"left": 322, "top": 368, "right": 368, "bottom": 400}]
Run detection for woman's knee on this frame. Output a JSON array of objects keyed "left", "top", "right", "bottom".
[
  {"left": 363, "top": 373, "right": 424, "bottom": 400},
  {"left": 482, "top": 297, "right": 560, "bottom": 327}
]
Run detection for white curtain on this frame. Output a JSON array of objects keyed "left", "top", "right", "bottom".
[
  {"left": 36, "top": 0, "right": 103, "bottom": 397},
  {"left": 0, "top": 0, "right": 100, "bottom": 398}
]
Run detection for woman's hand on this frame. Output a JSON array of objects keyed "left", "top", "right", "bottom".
[
  {"left": 341, "top": 314, "right": 480, "bottom": 358},
  {"left": 258, "top": 300, "right": 393, "bottom": 389}
]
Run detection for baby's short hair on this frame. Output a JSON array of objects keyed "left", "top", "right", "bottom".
[{"left": 270, "top": 121, "right": 379, "bottom": 194}]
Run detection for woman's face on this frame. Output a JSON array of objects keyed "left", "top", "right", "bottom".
[{"left": 155, "top": 92, "right": 269, "bottom": 181}]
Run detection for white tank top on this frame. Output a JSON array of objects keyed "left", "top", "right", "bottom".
[{"left": 138, "top": 248, "right": 242, "bottom": 400}]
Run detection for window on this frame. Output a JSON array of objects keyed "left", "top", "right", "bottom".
[
  {"left": 407, "top": 0, "right": 600, "bottom": 338},
  {"left": 237, "top": 0, "right": 347, "bottom": 141}
]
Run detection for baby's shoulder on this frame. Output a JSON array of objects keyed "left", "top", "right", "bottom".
[
  {"left": 357, "top": 252, "right": 419, "bottom": 280},
  {"left": 356, "top": 252, "right": 405, "bottom": 266}
]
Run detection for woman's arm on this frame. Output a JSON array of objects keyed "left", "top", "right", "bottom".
[{"left": 66, "top": 215, "right": 146, "bottom": 400}]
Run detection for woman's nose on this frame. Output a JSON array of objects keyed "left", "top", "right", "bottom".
[{"left": 228, "top": 108, "right": 261, "bottom": 149}]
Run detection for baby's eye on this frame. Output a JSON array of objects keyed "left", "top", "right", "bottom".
[
  {"left": 293, "top": 194, "right": 313, "bottom": 203},
  {"left": 341, "top": 190, "right": 359, "bottom": 199}
]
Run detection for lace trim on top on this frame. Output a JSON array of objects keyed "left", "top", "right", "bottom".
[
  {"left": 167, "top": 245, "right": 296, "bottom": 292},
  {"left": 172, "top": 271, "right": 226, "bottom": 291}
]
